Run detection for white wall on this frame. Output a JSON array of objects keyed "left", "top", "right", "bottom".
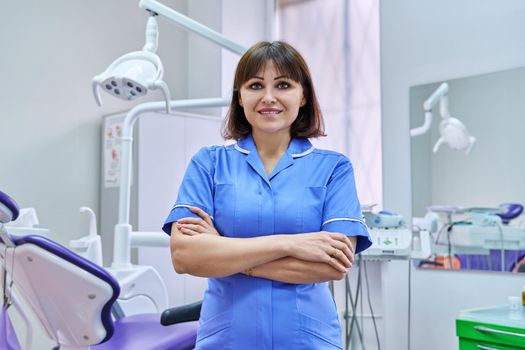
[
  {"left": 221, "top": 0, "right": 270, "bottom": 103},
  {"left": 380, "top": 1, "right": 525, "bottom": 349}
]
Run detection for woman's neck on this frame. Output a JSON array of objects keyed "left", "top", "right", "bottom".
[{"left": 252, "top": 130, "right": 291, "bottom": 159}]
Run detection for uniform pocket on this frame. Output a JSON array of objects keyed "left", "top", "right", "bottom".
[
  {"left": 196, "top": 309, "right": 232, "bottom": 345},
  {"left": 302, "top": 186, "right": 327, "bottom": 232},
  {"left": 296, "top": 284, "right": 341, "bottom": 343},
  {"left": 299, "top": 313, "right": 343, "bottom": 349}
]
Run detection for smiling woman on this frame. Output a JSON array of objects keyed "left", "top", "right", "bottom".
[
  {"left": 223, "top": 41, "right": 325, "bottom": 141},
  {"left": 239, "top": 60, "right": 306, "bottom": 140},
  {"left": 162, "top": 41, "right": 372, "bottom": 349}
]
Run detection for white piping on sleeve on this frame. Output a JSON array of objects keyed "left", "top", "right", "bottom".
[
  {"left": 322, "top": 217, "right": 367, "bottom": 228},
  {"left": 173, "top": 204, "right": 214, "bottom": 220}
]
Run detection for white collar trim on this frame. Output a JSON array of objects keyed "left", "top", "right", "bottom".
[
  {"left": 234, "top": 143, "right": 314, "bottom": 158},
  {"left": 234, "top": 143, "right": 250, "bottom": 154},
  {"left": 292, "top": 146, "right": 314, "bottom": 158}
]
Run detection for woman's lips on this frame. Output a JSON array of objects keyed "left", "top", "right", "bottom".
[{"left": 258, "top": 108, "right": 282, "bottom": 116}]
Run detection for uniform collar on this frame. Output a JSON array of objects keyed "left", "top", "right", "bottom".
[{"left": 234, "top": 133, "right": 314, "bottom": 158}]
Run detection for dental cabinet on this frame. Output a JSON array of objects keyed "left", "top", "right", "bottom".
[{"left": 456, "top": 306, "right": 525, "bottom": 349}]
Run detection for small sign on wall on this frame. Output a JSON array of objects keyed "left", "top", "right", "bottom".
[{"left": 103, "top": 113, "right": 127, "bottom": 188}]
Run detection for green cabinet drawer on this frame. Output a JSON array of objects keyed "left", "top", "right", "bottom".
[
  {"left": 457, "top": 319, "right": 525, "bottom": 349},
  {"left": 459, "top": 337, "right": 522, "bottom": 350}
]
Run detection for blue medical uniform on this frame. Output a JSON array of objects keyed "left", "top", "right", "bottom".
[{"left": 163, "top": 134, "right": 371, "bottom": 349}]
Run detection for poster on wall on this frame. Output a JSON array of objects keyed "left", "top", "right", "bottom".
[{"left": 103, "top": 113, "right": 128, "bottom": 188}]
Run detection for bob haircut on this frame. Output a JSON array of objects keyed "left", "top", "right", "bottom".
[{"left": 222, "top": 41, "right": 325, "bottom": 140}]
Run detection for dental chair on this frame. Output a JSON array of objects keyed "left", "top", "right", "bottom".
[{"left": 0, "top": 190, "right": 200, "bottom": 350}]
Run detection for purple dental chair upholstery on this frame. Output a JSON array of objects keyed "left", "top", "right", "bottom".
[
  {"left": 496, "top": 203, "right": 524, "bottom": 225},
  {"left": 0, "top": 191, "right": 199, "bottom": 350}
]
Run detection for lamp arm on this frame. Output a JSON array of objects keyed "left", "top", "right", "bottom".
[
  {"left": 411, "top": 82, "right": 449, "bottom": 137},
  {"left": 152, "top": 80, "right": 171, "bottom": 112},
  {"left": 410, "top": 110, "right": 433, "bottom": 137},
  {"left": 465, "top": 136, "right": 476, "bottom": 155},
  {"left": 139, "top": 0, "right": 246, "bottom": 56},
  {"left": 423, "top": 82, "right": 448, "bottom": 111},
  {"left": 143, "top": 15, "right": 159, "bottom": 52},
  {"left": 432, "top": 137, "right": 444, "bottom": 153},
  {"left": 439, "top": 95, "right": 451, "bottom": 119}
]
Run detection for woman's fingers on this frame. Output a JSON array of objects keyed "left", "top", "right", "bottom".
[
  {"left": 330, "top": 240, "right": 354, "bottom": 264},
  {"left": 327, "top": 232, "right": 354, "bottom": 252},
  {"left": 325, "top": 232, "right": 355, "bottom": 264},
  {"left": 178, "top": 226, "right": 200, "bottom": 236},
  {"left": 189, "top": 206, "right": 213, "bottom": 225},
  {"left": 328, "top": 247, "right": 352, "bottom": 268},
  {"left": 178, "top": 223, "right": 207, "bottom": 233},
  {"left": 177, "top": 210, "right": 220, "bottom": 236},
  {"left": 177, "top": 217, "right": 209, "bottom": 228},
  {"left": 327, "top": 255, "right": 348, "bottom": 273}
]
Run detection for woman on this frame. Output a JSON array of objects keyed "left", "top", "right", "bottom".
[{"left": 162, "top": 41, "right": 372, "bottom": 349}]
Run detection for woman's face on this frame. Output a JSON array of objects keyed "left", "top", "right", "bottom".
[{"left": 239, "top": 61, "right": 306, "bottom": 137}]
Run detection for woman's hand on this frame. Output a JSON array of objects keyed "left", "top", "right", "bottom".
[
  {"left": 176, "top": 207, "right": 220, "bottom": 236},
  {"left": 286, "top": 231, "right": 355, "bottom": 273}
]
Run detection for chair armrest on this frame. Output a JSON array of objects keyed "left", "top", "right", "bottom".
[{"left": 160, "top": 301, "right": 202, "bottom": 326}]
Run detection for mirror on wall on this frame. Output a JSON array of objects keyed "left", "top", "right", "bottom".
[{"left": 410, "top": 67, "right": 525, "bottom": 273}]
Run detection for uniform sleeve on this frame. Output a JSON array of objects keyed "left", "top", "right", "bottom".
[
  {"left": 321, "top": 156, "right": 372, "bottom": 254},
  {"left": 162, "top": 147, "right": 215, "bottom": 235}
]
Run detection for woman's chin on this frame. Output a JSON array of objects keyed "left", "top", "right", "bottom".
[{"left": 252, "top": 125, "right": 291, "bottom": 135}]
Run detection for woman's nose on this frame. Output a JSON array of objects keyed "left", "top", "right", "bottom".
[{"left": 261, "top": 88, "right": 276, "bottom": 104}]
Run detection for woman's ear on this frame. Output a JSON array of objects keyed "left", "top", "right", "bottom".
[
  {"left": 300, "top": 95, "right": 306, "bottom": 107},
  {"left": 239, "top": 95, "right": 243, "bottom": 107}
]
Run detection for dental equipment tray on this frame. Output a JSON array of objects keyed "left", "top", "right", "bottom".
[
  {"left": 361, "top": 227, "right": 412, "bottom": 259},
  {"left": 436, "top": 225, "right": 525, "bottom": 250}
]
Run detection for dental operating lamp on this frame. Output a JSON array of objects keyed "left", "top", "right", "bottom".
[
  {"left": 93, "top": 15, "right": 172, "bottom": 113},
  {"left": 410, "top": 82, "right": 476, "bottom": 155},
  {"left": 92, "top": 0, "right": 245, "bottom": 114},
  {"left": 93, "top": 0, "right": 246, "bottom": 269}
]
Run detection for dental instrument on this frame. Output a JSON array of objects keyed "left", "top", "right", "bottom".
[
  {"left": 410, "top": 82, "right": 476, "bottom": 155},
  {"left": 69, "top": 207, "right": 103, "bottom": 266}
]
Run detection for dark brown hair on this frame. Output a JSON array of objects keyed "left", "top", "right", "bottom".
[{"left": 222, "top": 41, "right": 325, "bottom": 140}]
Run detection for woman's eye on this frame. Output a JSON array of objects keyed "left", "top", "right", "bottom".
[
  {"left": 277, "top": 82, "right": 290, "bottom": 89},
  {"left": 249, "top": 82, "right": 263, "bottom": 90}
]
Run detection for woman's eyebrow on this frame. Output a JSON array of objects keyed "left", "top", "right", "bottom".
[{"left": 248, "top": 75, "right": 289, "bottom": 80}]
